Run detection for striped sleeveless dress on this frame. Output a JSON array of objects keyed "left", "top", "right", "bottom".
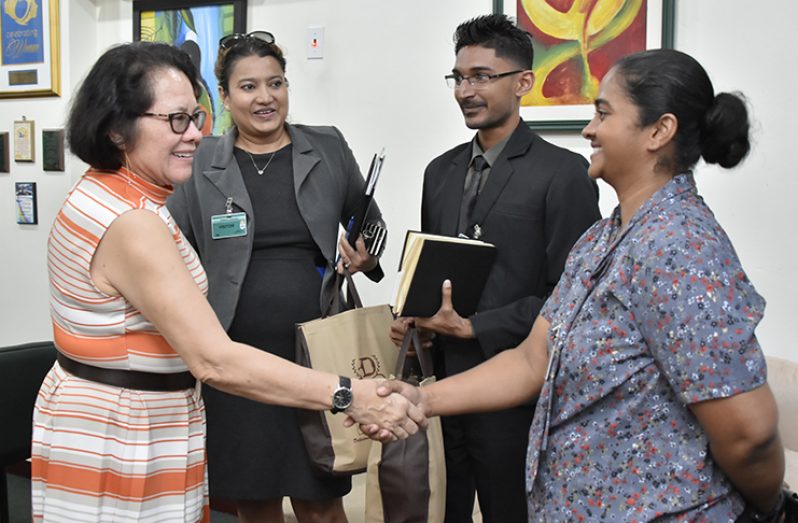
[{"left": 32, "top": 168, "right": 210, "bottom": 522}]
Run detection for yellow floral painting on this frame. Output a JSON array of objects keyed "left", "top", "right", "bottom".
[{"left": 518, "top": 0, "right": 647, "bottom": 107}]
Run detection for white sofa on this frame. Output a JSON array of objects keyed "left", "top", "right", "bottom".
[{"left": 767, "top": 355, "right": 798, "bottom": 489}]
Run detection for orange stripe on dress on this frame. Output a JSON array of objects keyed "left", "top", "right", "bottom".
[
  {"left": 63, "top": 188, "right": 119, "bottom": 228},
  {"left": 34, "top": 442, "right": 205, "bottom": 464},
  {"left": 36, "top": 396, "right": 204, "bottom": 421},
  {"left": 54, "top": 325, "right": 180, "bottom": 360},
  {"left": 84, "top": 172, "right": 140, "bottom": 205},
  {"left": 37, "top": 392, "right": 204, "bottom": 417},
  {"left": 125, "top": 331, "right": 180, "bottom": 357},
  {"left": 89, "top": 170, "right": 168, "bottom": 209},
  {"left": 34, "top": 409, "right": 197, "bottom": 432},
  {"left": 54, "top": 324, "right": 128, "bottom": 361},
  {"left": 75, "top": 182, "right": 126, "bottom": 217},
  {"left": 55, "top": 211, "right": 102, "bottom": 250},
  {"left": 33, "top": 429, "right": 206, "bottom": 449},
  {"left": 31, "top": 459, "right": 206, "bottom": 501},
  {"left": 50, "top": 225, "right": 95, "bottom": 266}
]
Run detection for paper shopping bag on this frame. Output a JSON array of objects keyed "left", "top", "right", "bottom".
[
  {"left": 365, "top": 328, "right": 446, "bottom": 523},
  {"left": 295, "top": 271, "right": 398, "bottom": 475}
]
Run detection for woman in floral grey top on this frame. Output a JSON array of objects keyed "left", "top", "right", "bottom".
[{"left": 370, "top": 49, "right": 785, "bottom": 522}]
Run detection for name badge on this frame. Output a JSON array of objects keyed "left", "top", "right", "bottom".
[{"left": 211, "top": 212, "right": 247, "bottom": 239}]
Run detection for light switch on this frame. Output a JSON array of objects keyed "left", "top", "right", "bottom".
[{"left": 307, "top": 26, "right": 324, "bottom": 59}]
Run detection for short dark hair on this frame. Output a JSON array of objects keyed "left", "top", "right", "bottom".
[
  {"left": 67, "top": 42, "right": 200, "bottom": 170},
  {"left": 453, "top": 14, "right": 534, "bottom": 70},
  {"left": 614, "top": 49, "right": 750, "bottom": 172},
  {"left": 215, "top": 36, "right": 286, "bottom": 93}
]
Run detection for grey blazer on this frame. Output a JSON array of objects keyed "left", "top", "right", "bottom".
[{"left": 167, "top": 124, "right": 384, "bottom": 330}]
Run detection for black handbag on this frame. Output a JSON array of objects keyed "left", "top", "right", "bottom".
[
  {"left": 785, "top": 488, "right": 798, "bottom": 523},
  {"left": 737, "top": 488, "right": 798, "bottom": 523}
]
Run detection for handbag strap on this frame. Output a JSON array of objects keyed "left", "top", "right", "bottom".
[
  {"left": 323, "top": 267, "right": 364, "bottom": 317},
  {"left": 395, "top": 327, "right": 434, "bottom": 379},
  {"left": 344, "top": 268, "right": 364, "bottom": 309}
]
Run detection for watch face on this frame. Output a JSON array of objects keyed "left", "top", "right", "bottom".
[{"left": 332, "top": 388, "right": 353, "bottom": 410}]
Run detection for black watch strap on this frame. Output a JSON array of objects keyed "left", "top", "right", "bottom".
[{"left": 330, "top": 376, "right": 353, "bottom": 414}]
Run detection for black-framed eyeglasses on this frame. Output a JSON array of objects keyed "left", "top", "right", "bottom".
[
  {"left": 140, "top": 110, "right": 207, "bottom": 134},
  {"left": 219, "top": 31, "right": 275, "bottom": 50},
  {"left": 444, "top": 70, "right": 525, "bottom": 89}
]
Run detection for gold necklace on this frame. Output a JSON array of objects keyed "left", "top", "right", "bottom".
[{"left": 246, "top": 149, "right": 277, "bottom": 175}]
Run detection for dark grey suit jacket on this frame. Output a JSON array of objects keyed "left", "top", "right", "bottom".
[
  {"left": 422, "top": 119, "right": 600, "bottom": 375},
  {"left": 168, "top": 124, "right": 384, "bottom": 330}
]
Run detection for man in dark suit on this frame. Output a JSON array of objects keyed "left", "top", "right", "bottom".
[{"left": 390, "top": 14, "right": 601, "bottom": 522}]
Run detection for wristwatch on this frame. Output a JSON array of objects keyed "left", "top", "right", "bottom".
[{"left": 330, "top": 376, "right": 353, "bottom": 414}]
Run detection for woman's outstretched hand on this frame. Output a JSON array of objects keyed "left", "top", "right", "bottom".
[{"left": 344, "top": 379, "right": 427, "bottom": 442}]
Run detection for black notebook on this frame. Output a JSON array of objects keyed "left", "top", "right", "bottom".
[{"left": 393, "top": 231, "right": 496, "bottom": 317}]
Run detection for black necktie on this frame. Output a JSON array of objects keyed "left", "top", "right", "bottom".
[{"left": 458, "top": 155, "right": 488, "bottom": 236}]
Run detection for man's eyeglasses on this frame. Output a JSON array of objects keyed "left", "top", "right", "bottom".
[
  {"left": 140, "top": 110, "right": 207, "bottom": 134},
  {"left": 444, "top": 70, "right": 525, "bottom": 89},
  {"left": 219, "top": 31, "right": 275, "bottom": 50}
]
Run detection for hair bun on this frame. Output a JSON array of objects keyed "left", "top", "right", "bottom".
[{"left": 700, "top": 92, "right": 750, "bottom": 168}]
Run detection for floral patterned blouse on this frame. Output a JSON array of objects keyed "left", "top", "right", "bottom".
[{"left": 526, "top": 173, "right": 767, "bottom": 522}]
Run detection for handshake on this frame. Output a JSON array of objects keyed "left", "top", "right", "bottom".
[{"left": 342, "top": 379, "right": 430, "bottom": 442}]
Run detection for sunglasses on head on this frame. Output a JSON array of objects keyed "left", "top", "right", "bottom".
[{"left": 219, "top": 31, "right": 275, "bottom": 50}]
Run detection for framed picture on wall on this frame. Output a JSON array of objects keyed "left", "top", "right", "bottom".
[
  {"left": 0, "top": 0, "right": 60, "bottom": 98},
  {"left": 493, "top": 0, "right": 674, "bottom": 131},
  {"left": 15, "top": 182, "right": 37, "bottom": 225},
  {"left": 133, "top": 0, "right": 247, "bottom": 136},
  {"left": 42, "top": 128, "right": 65, "bottom": 171},
  {"left": 0, "top": 132, "right": 9, "bottom": 172},
  {"left": 13, "top": 119, "right": 34, "bottom": 162}
]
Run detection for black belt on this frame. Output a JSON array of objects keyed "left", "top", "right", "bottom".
[{"left": 57, "top": 352, "right": 196, "bottom": 391}]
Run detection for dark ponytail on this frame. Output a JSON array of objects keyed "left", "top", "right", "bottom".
[
  {"left": 614, "top": 49, "right": 750, "bottom": 172},
  {"left": 700, "top": 92, "right": 750, "bottom": 168}
]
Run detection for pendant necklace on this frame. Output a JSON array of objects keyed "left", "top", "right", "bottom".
[{"left": 247, "top": 149, "right": 277, "bottom": 175}]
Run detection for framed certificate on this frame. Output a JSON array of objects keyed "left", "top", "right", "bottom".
[
  {"left": 15, "top": 181, "right": 37, "bottom": 224},
  {"left": 0, "top": 0, "right": 60, "bottom": 98},
  {"left": 13, "top": 119, "right": 34, "bottom": 162}
]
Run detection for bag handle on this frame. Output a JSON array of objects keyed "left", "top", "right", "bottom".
[
  {"left": 323, "top": 267, "right": 364, "bottom": 317},
  {"left": 343, "top": 268, "right": 364, "bottom": 309},
  {"left": 395, "top": 327, "right": 434, "bottom": 379}
]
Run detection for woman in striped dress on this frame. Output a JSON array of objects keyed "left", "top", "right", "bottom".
[{"left": 32, "top": 42, "right": 424, "bottom": 523}]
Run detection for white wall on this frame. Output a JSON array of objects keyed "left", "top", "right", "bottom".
[
  {"left": 0, "top": 0, "right": 96, "bottom": 345},
  {"left": 0, "top": 1, "right": 795, "bottom": 362},
  {"left": 674, "top": 4, "right": 798, "bottom": 362}
]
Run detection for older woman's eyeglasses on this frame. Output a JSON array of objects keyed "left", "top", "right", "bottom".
[
  {"left": 219, "top": 31, "right": 275, "bottom": 50},
  {"left": 444, "top": 70, "right": 524, "bottom": 89},
  {"left": 140, "top": 110, "right": 207, "bottom": 134}
]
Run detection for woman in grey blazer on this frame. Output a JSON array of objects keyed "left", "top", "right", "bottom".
[{"left": 168, "top": 32, "right": 384, "bottom": 523}]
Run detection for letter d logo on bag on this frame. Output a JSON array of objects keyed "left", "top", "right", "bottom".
[{"left": 352, "top": 356, "right": 384, "bottom": 379}]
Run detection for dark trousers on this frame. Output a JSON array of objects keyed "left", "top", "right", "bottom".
[{"left": 441, "top": 406, "right": 534, "bottom": 523}]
